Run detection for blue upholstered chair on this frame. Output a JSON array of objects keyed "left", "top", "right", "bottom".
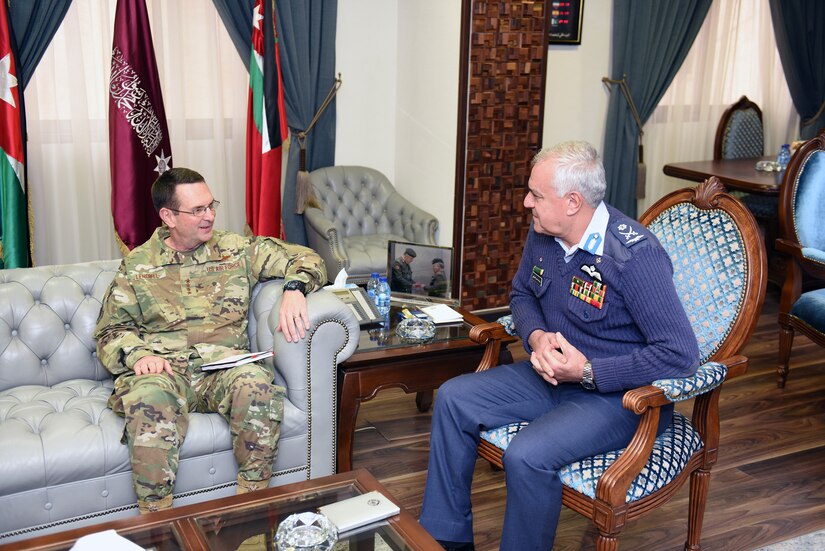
[
  {"left": 713, "top": 95, "right": 764, "bottom": 161},
  {"left": 470, "top": 178, "right": 767, "bottom": 550},
  {"left": 714, "top": 96, "right": 779, "bottom": 255},
  {"left": 775, "top": 129, "right": 825, "bottom": 388}
]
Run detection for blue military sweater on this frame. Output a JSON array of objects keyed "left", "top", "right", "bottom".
[{"left": 510, "top": 205, "right": 700, "bottom": 393}]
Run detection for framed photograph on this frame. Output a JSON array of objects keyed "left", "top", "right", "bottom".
[
  {"left": 548, "top": 0, "right": 584, "bottom": 45},
  {"left": 387, "top": 241, "right": 454, "bottom": 300}
]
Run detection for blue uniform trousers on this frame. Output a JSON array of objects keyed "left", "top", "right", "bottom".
[{"left": 419, "top": 360, "right": 672, "bottom": 550}]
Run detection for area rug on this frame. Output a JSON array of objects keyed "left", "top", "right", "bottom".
[{"left": 753, "top": 529, "right": 825, "bottom": 550}]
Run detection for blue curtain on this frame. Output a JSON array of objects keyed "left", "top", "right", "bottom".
[
  {"left": 9, "top": 0, "right": 72, "bottom": 90},
  {"left": 212, "top": 0, "right": 337, "bottom": 245},
  {"left": 211, "top": 0, "right": 254, "bottom": 71},
  {"left": 276, "top": 1, "right": 337, "bottom": 245},
  {"left": 602, "top": 0, "right": 711, "bottom": 218},
  {"left": 769, "top": 0, "right": 825, "bottom": 140}
]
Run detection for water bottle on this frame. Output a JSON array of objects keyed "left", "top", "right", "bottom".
[
  {"left": 376, "top": 276, "right": 391, "bottom": 317},
  {"left": 366, "top": 272, "right": 380, "bottom": 306},
  {"left": 777, "top": 143, "right": 791, "bottom": 170}
]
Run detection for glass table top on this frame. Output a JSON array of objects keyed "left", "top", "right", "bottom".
[
  {"left": 355, "top": 302, "right": 470, "bottom": 353},
  {"left": 196, "top": 482, "right": 413, "bottom": 550}
]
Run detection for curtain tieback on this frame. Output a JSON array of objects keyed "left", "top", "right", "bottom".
[
  {"left": 602, "top": 75, "right": 646, "bottom": 199},
  {"left": 294, "top": 74, "right": 343, "bottom": 214}
]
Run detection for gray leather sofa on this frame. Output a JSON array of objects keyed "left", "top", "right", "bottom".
[
  {"left": 303, "top": 166, "right": 438, "bottom": 284},
  {"left": 0, "top": 260, "right": 359, "bottom": 543}
]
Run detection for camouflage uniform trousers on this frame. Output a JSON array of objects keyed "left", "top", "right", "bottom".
[{"left": 109, "top": 363, "right": 284, "bottom": 504}]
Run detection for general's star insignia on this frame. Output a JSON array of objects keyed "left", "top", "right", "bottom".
[{"left": 154, "top": 149, "right": 172, "bottom": 174}]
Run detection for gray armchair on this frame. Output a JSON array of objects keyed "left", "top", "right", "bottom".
[{"left": 303, "top": 166, "right": 438, "bottom": 284}]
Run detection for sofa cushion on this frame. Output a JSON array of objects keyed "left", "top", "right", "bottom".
[{"left": 0, "top": 261, "right": 118, "bottom": 391}]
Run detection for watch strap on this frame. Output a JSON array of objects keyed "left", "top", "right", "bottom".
[{"left": 283, "top": 280, "right": 308, "bottom": 295}]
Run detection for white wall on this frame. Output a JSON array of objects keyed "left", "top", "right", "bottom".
[
  {"left": 543, "top": 0, "right": 613, "bottom": 153},
  {"left": 335, "top": 0, "right": 460, "bottom": 246},
  {"left": 336, "top": 1, "right": 612, "bottom": 245},
  {"left": 394, "top": 1, "right": 461, "bottom": 246},
  {"left": 335, "top": 1, "right": 398, "bottom": 180}
]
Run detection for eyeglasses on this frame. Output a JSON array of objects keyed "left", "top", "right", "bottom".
[{"left": 169, "top": 200, "right": 221, "bottom": 217}]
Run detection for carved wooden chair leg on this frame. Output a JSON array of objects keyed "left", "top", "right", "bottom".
[
  {"left": 595, "top": 533, "right": 620, "bottom": 551},
  {"left": 685, "top": 468, "right": 711, "bottom": 551},
  {"left": 777, "top": 324, "right": 794, "bottom": 388}
]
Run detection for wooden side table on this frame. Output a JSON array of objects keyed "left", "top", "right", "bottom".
[{"left": 336, "top": 307, "right": 515, "bottom": 472}]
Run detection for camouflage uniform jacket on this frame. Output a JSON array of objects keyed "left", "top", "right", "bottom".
[
  {"left": 94, "top": 227, "right": 327, "bottom": 377},
  {"left": 390, "top": 257, "right": 414, "bottom": 293}
]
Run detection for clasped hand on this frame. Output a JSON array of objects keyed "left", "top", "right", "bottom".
[{"left": 528, "top": 330, "right": 587, "bottom": 385}]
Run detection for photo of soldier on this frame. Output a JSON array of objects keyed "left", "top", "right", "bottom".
[
  {"left": 424, "top": 258, "right": 448, "bottom": 297},
  {"left": 390, "top": 247, "right": 417, "bottom": 293}
]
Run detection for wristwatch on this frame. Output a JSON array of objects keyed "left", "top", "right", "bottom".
[
  {"left": 581, "top": 360, "right": 596, "bottom": 390},
  {"left": 282, "top": 280, "right": 308, "bottom": 295}
]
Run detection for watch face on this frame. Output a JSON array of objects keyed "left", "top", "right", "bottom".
[{"left": 284, "top": 281, "right": 306, "bottom": 294}]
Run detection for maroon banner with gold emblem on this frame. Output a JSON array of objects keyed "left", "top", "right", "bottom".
[{"left": 108, "top": 0, "right": 172, "bottom": 251}]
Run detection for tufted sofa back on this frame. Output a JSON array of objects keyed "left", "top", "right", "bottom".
[
  {"left": 308, "top": 166, "right": 432, "bottom": 242},
  {"left": 0, "top": 261, "right": 120, "bottom": 392}
]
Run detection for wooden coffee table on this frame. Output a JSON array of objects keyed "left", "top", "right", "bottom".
[
  {"left": 336, "top": 303, "right": 516, "bottom": 472},
  {"left": 0, "top": 469, "right": 440, "bottom": 551}
]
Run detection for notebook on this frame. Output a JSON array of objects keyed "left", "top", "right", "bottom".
[{"left": 317, "top": 490, "right": 400, "bottom": 532}]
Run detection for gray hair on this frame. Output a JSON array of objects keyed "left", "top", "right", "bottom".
[{"left": 531, "top": 141, "right": 606, "bottom": 207}]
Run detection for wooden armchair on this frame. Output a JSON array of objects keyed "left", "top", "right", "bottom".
[
  {"left": 775, "top": 129, "right": 825, "bottom": 388},
  {"left": 471, "top": 178, "right": 767, "bottom": 550}
]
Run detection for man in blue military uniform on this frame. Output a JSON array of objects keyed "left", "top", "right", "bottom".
[{"left": 419, "top": 141, "right": 700, "bottom": 550}]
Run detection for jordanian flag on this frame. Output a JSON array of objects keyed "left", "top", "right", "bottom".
[
  {"left": 109, "top": 0, "right": 172, "bottom": 251},
  {"left": 0, "top": 1, "right": 30, "bottom": 268},
  {"left": 246, "top": 0, "right": 288, "bottom": 238}
]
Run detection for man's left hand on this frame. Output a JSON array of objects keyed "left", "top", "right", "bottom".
[
  {"left": 530, "top": 331, "right": 588, "bottom": 385},
  {"left": 277, "top": 290, "right": 310, "bottom": 343}
]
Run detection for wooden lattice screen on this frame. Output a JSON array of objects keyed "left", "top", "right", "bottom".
[{"left": 455, "top": 0, "right": 549, "bottom": 311}]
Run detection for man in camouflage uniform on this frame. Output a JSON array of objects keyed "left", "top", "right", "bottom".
[
  {"left": 424, "top": 258, "right": 448, "bottom": 297},
  {"left": 390, "top": 247, "right": 416, "bottom": 293},
  {"left": 94, "top": 167, "right": 326, "bottom": 514}
]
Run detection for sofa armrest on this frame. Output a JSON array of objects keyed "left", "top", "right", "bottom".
[
  {"left": 386, "top": 194, "right": 439, "bottom": 245},
  {"left": 304, "top": 207, "right": 350, "bottom": 279},
  {"left": 250, "top": 281, "right": 360, "bottom": 477}
]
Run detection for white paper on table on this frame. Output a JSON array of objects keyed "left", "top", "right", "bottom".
[
  {"left": 70, "top": 529, "right": 145, "bottom": 551},
  {"left": 421, "top": 303, "right": 464, "bottom": 324}
]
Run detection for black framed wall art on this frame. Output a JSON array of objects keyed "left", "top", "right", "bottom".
[{"left": 548, "top": 0, "right": 584, "bottom": 45}]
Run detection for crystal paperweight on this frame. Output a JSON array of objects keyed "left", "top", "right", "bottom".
[
  {"left": 396, "top": 317, "right": 436, "bottom": 343},
  {"left": 275, "top": 512, "right": 338, "bottom": 551}
]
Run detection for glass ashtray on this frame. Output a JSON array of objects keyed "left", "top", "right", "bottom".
[
  {"left": 275, "top": 512, "right": 338, "bottom": 551},
  {"left": 396, "top": 317, "right": 436, "bottom": 343},
  {"left": 755, "top": 160, "right": 782, "bottom": 172}
]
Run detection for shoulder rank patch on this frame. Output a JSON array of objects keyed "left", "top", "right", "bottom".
[{"left": 609, "top": 221, "right": 647, "bottom": 247}]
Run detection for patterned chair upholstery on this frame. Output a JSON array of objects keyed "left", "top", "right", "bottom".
[
  {"left": 714, "top": 96, "right": 764, "bottom": 161},
  {"left": 775, "top": 129, "right": 825, "bottom": 388},
  {"left": 472, "top": 178, "right": 767, "bottom": 550},
  {"left": 303, "top": 166, "right": 438, "bottom": 285},
  {"left": 713, "top": 96, "right": 779, "bottom": 248}
]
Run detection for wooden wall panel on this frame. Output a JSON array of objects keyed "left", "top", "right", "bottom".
[{"left": 457, "top": 0, "right": 549, "bottom": 311}]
